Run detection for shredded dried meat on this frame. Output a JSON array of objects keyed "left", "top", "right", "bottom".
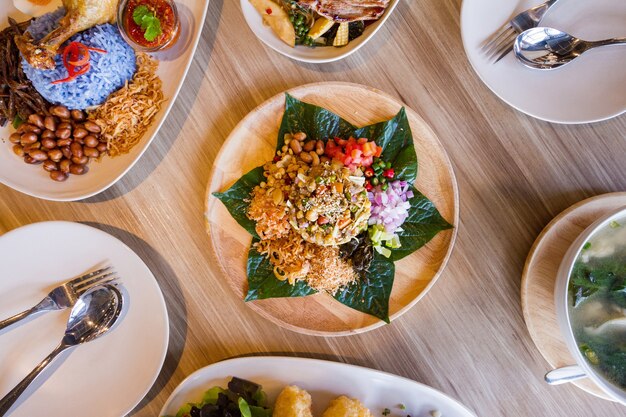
[{"left": 88, "top": 52, "right": 165, "bottom": 157}]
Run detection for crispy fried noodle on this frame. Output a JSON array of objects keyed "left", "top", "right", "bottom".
[{"left": 88, "top": 53, "right": 165, "bottom": 157}]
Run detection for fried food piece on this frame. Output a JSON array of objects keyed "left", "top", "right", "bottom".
[
  {"left": 15, "top": 0, "right": 117, "bottom": 69},
  {"left": 322, "top": 396, "right": 373, "bottom": 417},
  {"left": 249, "top": 0, "right": 295, "bottom": 47},
  {"left": 273, "top": 385, "right": 313, "bottom": 417}
]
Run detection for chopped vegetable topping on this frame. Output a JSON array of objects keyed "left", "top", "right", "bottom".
[{"left": 382, "top": 408, "right": 391, "bottom": 416}]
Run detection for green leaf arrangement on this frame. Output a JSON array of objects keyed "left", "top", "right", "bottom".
[{"left": 214, "top": 94, "right": 452, "bottom": 322}]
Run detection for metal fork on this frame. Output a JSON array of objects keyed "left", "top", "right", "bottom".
[
  {"left": 0, "top": 266, "right": 118, "bottom": 331},
  {"left": 483, "top": 0, "right": 560, "bottom": 63}
]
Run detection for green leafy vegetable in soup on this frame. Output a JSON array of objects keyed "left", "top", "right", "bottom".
[{"left": 568, "top": 217, "right": 626, "bottom": 389}]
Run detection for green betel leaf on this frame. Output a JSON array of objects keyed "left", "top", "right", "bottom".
[
  {"left": 333, "top": 252, "right": 395, "bottom": 322},
  {"left": 212, "top": 166, "right": 265, "bottom": 239},
  {"left": 276, "top": 94, "right": 356, "bottom": 150},
  {"left": 353, "top": 107, "right": 417, "bottom": 183},
  {"left": 245, "top": 241, "right": 317, "bottom": 301},
  {"left": 390, "top": 185, "right": 453, "bottom": 261}
]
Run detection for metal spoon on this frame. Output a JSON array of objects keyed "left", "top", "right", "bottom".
[
  {"left": 514, "top": 27, "right": 626, "bottom": 69},
  {"left": 0, "top": 285, "right": 123, "bottom": 416},
  {"left": 545, "top": 365, "right": 587, "bottom": 385}
]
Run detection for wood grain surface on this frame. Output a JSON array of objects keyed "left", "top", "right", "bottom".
[
  {"left": 522, "top": 192, "right": 626, "bottom": 402},
  {"left": 1, "top": 0, "right": 626, "bottom": 416},
  {"left": 205, "top": 82, "right": 458, "bottom": 336}
]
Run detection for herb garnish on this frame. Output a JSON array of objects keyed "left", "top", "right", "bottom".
[{"left": 133, "top": 5, "right": 162, "bottom": 42}]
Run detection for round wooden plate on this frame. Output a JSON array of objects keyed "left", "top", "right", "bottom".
[
  {"left": 205, "top": 82, "right": 459, "bottom": 336},
  {"left": 521, "top": 192, "right": 626, "bottom": 401}
]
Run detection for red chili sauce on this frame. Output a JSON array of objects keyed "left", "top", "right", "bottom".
[{"left": 125, "top": 0, "right": 177, "bottom": 48}]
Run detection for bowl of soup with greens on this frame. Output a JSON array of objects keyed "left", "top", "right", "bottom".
[{"left": 555, "top": 207, "right": 626, "bottom": 404}]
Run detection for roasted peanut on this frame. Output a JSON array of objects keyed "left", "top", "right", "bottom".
[
  {"left": 70, "top": 109, "right": 85, "bottom": 121},
  {"left": 24, "top": 155, "right": 40, "bottom": 164},
  {"left": 289, "top": 139, "right": 302, "bottom": 154},
  {"left": 73, "top": 127, "right": 88, "bottom": 139},
  {"left": 57, "top": 138, "right": 72, "bottom": 147},
  {"left": 315, "top": 140, "right": 324, "bottom": 155},
  {"left": 300, "top": 152, "right": 313, "bottom": 163},
  {"left": 303, "top": 140, "right": 316, "bottom": 152},
  {"left": 55, "top": 128, "right": 71, "bottom": 139},
  {"left": 9, "top": 133, "right": 21, "bottom": 144},
  {"left": 293, "top": 132, "right": 306, "bottom": 141},
  {"left": 50, "top": 105, "right": 70, "bottom": 119},
  {"left": 50, "top": 171, "right": 68, "bottom": 182},
  {"left": 84, "top": 147, "right": 99, "bottom": 158},
  {"left": 59, "top": 159, "right": 71, "bottom": 173},
  {"left": 24, "top": 142, "right": 41, "bottom": 151},
  {"left": 70, "top": 142, "right": 83, "bottom": 157},
  {"left": 83, "top": 121, "right": 101, "bottom": 133},
  {"left": 41, "top": 138, "right": 57, "bottom": 149},
  {"left": 41, "top": 129, "right": 56, "bottom": 139},
  {"left": 84, "top": 135, "right": 99, "bottom": 148},
  {"left": 57, "top": 122, "right": 72, "bottom": 131},
  {"left": 70, "top": 163, "right": 88, "bottom": 175},
  {"left": 71, "top": 155, "right": 89, "bottom": 165},
  {"left": 28, "top": 149, "right": 48, "bottom": 161},
  {"left": 48, "top": 149, "right": 63, "bottom": 162},
  {"left": 27, "top": 113, "right": 44, "bottom": 128},
  {"left": 12, "top": 145, "right": 24, "bottom": 157},
  {"left": 61, "top": 146, "right": 72, "bottom": 159},
  {"left": 96, "top": 143, "right": 107, "bottom": 153},
  {"left": 43, "top": 160, "right": 58, "bottom": 172},
  {"left": 44, "top": 116, "right": 57, "bottom": 131},
  {"left": 22, "top": 124, "right": 41, "bottom": 134},
  {"left": 310, "top": 151, "right": 320, "bottom": 166},
  {"left": 20, "top": 132, "right": 38, "bottom": 145}
]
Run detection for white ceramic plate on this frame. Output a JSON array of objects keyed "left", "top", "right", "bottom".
[
  {"left": 0, "top": 221, "right": 169, "bottom": 417},
  {"left": 160, "top": 357, "right": 476, "bottom": 417},
  {"left": 0, "top": 0, "right": 209, "bottom": 201},
  {"left": 241, "top": 0, "right": 399, "bottom": 63},
  {"left": 461, "top": 0, "right": 626, "bottom": 123}
]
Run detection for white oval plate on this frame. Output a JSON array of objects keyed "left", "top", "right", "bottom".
[
  {"left": 461, "top": 0, "right": 626, "bottom": 124},
  {"left": 0, "top": 0, "right": 209, "bottom": 201},
  {"left": 0, "top": 221, "right": 169, "bottom": 417},
  {"left": 160, "top": 357, "right": 476, "bottom": 417},
  {"left": 241, "top": 0, "right": 399, "bottom": 63}
]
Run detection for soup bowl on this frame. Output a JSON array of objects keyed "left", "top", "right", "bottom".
[{"left": 555, "top": 206, "right": 626, "bottom": 405}]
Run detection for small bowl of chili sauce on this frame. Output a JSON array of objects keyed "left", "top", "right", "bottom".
[{"left": 117, "top": 0, "right": 180, "bottom": 52}]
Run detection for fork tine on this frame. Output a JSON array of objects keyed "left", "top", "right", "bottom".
[
  {"left": 482, "top": 25, "right": 515, "bottom": 55},
  {"left": 488, "top": 30, "right": 518, "bottom": 62},
  {"left": 69, "top": 266, "right": 111, "bottom": 286},
  {"left": 72, "top": 271, "right": 118, "bottom": 292},
  {"left": 75, "top": 276, "right": 120, "bottom": 296}
]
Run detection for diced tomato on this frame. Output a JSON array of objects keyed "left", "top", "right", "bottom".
[
  {"left": 357, "top": 137, "right": 368, "bottom": 144},
  {"left": 336, "top": 138, "right": 347, "bottom": 146},
  {"left": 374, "top": 146, "right": 382, "bottom": 157}
]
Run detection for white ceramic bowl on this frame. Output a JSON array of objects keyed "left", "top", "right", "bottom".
[
  {"left": 240, "top": 0, "right": 399, "bottom": 63},
  {"left": 554, "top": 206, "right": 626, "bottom": 404}
]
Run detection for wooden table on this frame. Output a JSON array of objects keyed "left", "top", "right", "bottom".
[{"left": 1, "top": 0, "right": 625, "bottom": 416}]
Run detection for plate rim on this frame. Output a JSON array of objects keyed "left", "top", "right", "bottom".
[
  {"left": 239, "top": 0, "right": 400, "bottom": 63},
  {"left": 158, "top": 356, "right": 477, "bottom": 417},
  {"left": 204, "top": 81, "right": 459, "bottom": 337},
  {"left": 0, "top": 220, "right": 170, "bottom": 416},
  {"left": 0, "top": 0, "right": 211, "bottom": 201},
  {"left": 459, "top": 0, "right": 626, "bottom": 124}
]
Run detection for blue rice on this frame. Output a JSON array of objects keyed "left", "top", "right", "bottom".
[{"left": 22, "top": 8, "right": 136, "bottom": 110}]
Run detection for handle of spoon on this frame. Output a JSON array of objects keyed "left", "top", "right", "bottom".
[
  {"left": 0, "top": 343, "right": 69, "bottom": 416},
  {"left": 544, "top": 365, "right": 587, "bottom": 385},
  {"left": 590, "top": 38, "right": 626, "bottom": 48}
]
